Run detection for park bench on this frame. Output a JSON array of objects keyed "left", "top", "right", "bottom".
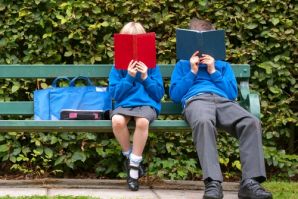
[{"left": 0, "top": 64, "right": 259, "bottom": 133}]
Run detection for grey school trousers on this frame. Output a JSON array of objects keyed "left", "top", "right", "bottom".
[{"left": 183, "top": 93, "right": 266, "bottom": 182}]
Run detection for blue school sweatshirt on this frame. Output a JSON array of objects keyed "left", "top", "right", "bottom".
[
  {"left": 169, "top": 60, "right": 238, "bottom": 107},
  {"left": 108, "top": 66, "right": 164, "bottom": 114}
]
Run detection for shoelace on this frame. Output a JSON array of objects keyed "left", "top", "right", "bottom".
[{"left": 205, "top": 182, "right": 221, "bottom": 194}]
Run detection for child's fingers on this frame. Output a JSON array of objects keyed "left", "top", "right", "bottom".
[
  {"left": 137, "top": 61, "right": 148, "bottom": 70},
  {"left": 200, "top": 55, "right": 212, "bottom": 60},
  {"left": 129, "top": 60, "right": 134, "bottom": 65},
  {"left": 201, "top": 54, "right": 214, "bottom": 60},
  {"left": 136, "top": 65, "right": 145, "bottom": 72},
  {"left": 191, "top": 56, "right": 200, "bottom": 62},
  {"left": 191, "top": 51, "right": 199, "bottom": 58},
  {"left": 128, "top": 60, "right": 134, "bottom": 68},
  {"left": 137, "top": 61, "right": 147, "bottom": 68},
  {"left": 138, "top": 61, "right": 147, "bottom": 67},
  {"left": 133, "top": 60, "right": 139, "bottom": 67}
]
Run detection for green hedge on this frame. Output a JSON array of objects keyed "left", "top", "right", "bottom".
[{"left": 0, "top": 0, "right": 297, "bottom": 180}]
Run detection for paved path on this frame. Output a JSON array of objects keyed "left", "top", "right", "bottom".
[
  {"left": 0, "top": 188, "right": 239, "bottom": 198},
  {"left": 0, "top": 179, "right": 239, "bottom": 198}
]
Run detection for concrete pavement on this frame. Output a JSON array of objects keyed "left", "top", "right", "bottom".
[
  {"left": 0, "top": 188, "right": 239, "bottom": 198},
  {"left": 0, "top": 178, "right": 239, "bottom": 198}
]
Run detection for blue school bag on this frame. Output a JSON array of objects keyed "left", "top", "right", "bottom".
[
  {"left": 33, "top": 77, "right": 70, "bottom": 120},
  {"left": 34, "top": 76, "right": 112, "bottom": 120}
]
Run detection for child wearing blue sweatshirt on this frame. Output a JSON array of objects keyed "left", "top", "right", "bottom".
[
  {"left": 170, "top": 18, "right": 272, "bottom": 199},
  {"left": 109, "top": 22, "right": 164, "bottom": 191}
]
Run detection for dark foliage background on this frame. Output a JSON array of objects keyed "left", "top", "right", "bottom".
[{"left": 0, "top": 0, "right": 297, "bottom": 180}]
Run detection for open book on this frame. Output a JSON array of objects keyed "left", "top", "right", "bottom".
[
  {"left": 176, "top": 28, "right": 226, "bottom": 60},
  {"left": 114, "top": 32, "right": 156, "bottom": 70}
]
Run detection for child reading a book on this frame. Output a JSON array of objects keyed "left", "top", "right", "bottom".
[
  {"left": 108, "top": 22, "right": 164, "bottom": 191},
  {"left": 170, "top": 18, "right": 272, "bottom": 199}
]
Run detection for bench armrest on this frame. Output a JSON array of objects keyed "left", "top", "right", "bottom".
[
  {"left": 246, "top": 93, "right": 261, "bottom": 118},
  {"left": 239, "top": 81, "right": 260, "bottom": 118},
  {"left": 239, "top": 81, "right": 250, "bottom": 101}
]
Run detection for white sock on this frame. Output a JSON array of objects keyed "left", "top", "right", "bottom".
[
  {"left": 129, "top": 153, "right": 142, "bottom": 179},
  {"left": 122, "top": 148, "right": 132, "bottom": 159}
]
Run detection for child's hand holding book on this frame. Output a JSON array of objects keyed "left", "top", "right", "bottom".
[
  {"left": 190, "top": 51, "right": 200, "bottom": 74},
  {"left": 190, "top": 51, "right": 216, "bottom": 75},
  {"left": 127, "top": 60, "right": 148, "bottom": 80},
  {"left": 200, "top": 54, "right": 215, "bottom": 74},
  {"left": 136, "top": 61, "right": 148, "bottom": 80}
]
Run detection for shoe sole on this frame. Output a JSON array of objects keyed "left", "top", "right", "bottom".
[
  {"left": 238, "top": 196, "right": 272, "bottom": 199},
  {"left": 203, "top": 196, "right": 223, "bottom": 199},
  {"left": 128, "top": 187, "right": 139, "bottom": 191}
]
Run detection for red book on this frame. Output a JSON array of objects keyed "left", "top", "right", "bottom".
[{"left": 114, "top": 32, "right": 156, "bottom": 70}]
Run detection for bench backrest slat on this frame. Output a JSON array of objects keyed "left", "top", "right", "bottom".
[
  {"left": 0, "top": 102, "right": 33, "bottom": 115},
  {"left": 0, "top": 64, "right": 250, "bottom": 79}
]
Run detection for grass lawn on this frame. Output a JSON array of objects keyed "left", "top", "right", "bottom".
[
  {"left": 0, "top": 181, "right": 296, "bottom": 199},
  {"left": 263, "top": 181, "right": 298, "bottom": 199}
]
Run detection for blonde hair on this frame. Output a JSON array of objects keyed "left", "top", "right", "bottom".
[{"left": 120, "top": 22, "right": 146, "bottom": 34}]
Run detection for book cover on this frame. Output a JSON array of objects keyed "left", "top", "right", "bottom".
[
  {"left": 114, "top": 32, "right": 156, "bottom": 70},
  {"left": 176, "top": 28, "right": 226, "bottom": 60}
]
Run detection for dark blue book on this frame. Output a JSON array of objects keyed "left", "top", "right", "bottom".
[{"left": 176, "top": 28, "right": 226, "bottom": 60}]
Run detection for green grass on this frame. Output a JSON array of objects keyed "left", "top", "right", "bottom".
[{"left": 263, "top": 181, "right": 298, "bottom": 199}]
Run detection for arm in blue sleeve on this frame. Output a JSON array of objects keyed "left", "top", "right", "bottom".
[
  {"left": 141, "top": 66, "right": 164, "bottom": 102},
  {"left": 210, "top": 62, "right": 238, "bottom": 100},
  {"left": 108, "top": 67, "right": 135, "bottom": 101},
  {"left": 169, "top": 62, "right": 196, "bottom": 103}
]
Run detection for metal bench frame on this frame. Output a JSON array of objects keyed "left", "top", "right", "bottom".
[{"left": 0, "top": 64, "right": 259, "bottom": 132}]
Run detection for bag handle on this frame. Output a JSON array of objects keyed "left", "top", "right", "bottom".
[
  {"left": 69, "top": 76, "right": 93, "bottom": 87},
  {"left": 51, "top": 77, "right": 70, "bottom": 88}
]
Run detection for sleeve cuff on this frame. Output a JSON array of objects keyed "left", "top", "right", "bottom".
[
  {"left": 210, "top": 71, "right": 222, "bottom": 81},
  {"left": 142, "top": 77, "right": 151, "bottom": 87},
  {"left": 125, "top": 74, "right": 135, "bottom": 84},
  {"left": 186, "top": 71, "right": 197, "bottom": 81}
]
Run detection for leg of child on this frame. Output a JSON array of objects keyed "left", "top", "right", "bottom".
[
  {"left": 129, "top": 117, "right": 149, "bottom": 179},
  {"left": 112, "top": 114, "right": 132, "bottom": 153},
  {"left": 132, "top": 117, "right": 149, "bottom": 155}
]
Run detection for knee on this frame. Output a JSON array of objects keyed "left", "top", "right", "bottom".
[
  {"left": 112, "top": 115, "right": 127, "bottom": 129},
  {"left": 135, "top": 118, "right": 149, "bottom": 130},
  {"left": 194, "top": 118, "right": 215, "bottom": 129},
  {"left": 238, "top": 116, "right": 262, "bottom": 136},
  {"left": 192, "top": 119, "right": 216, "bottom": 140},
  {"left": 244, "top": 116, "right": 261, "bottom": 130}
]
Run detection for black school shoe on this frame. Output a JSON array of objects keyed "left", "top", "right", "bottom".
[
  {"left": 238, "top": 178, "right": 272, "bottom": 199},
  {"left": 203, "top": 180, "right": 224, "bottom": 199},
  {"left": 124, "top": 158, "right": 146, "bottom": 178},
  {"left": 126, "top": 164, "right": 140, "bottom": 191}
]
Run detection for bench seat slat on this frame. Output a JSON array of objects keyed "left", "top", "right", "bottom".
[
  {"left": 0, "top": 101, "right": 183, "bottom": 115},
  {"left": 0, "top": 120, "right": 190, "bottom": 132}
]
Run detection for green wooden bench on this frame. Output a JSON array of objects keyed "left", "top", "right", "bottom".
[{"left": 0, "top": 64, "right": 260, "bottom": 133}]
